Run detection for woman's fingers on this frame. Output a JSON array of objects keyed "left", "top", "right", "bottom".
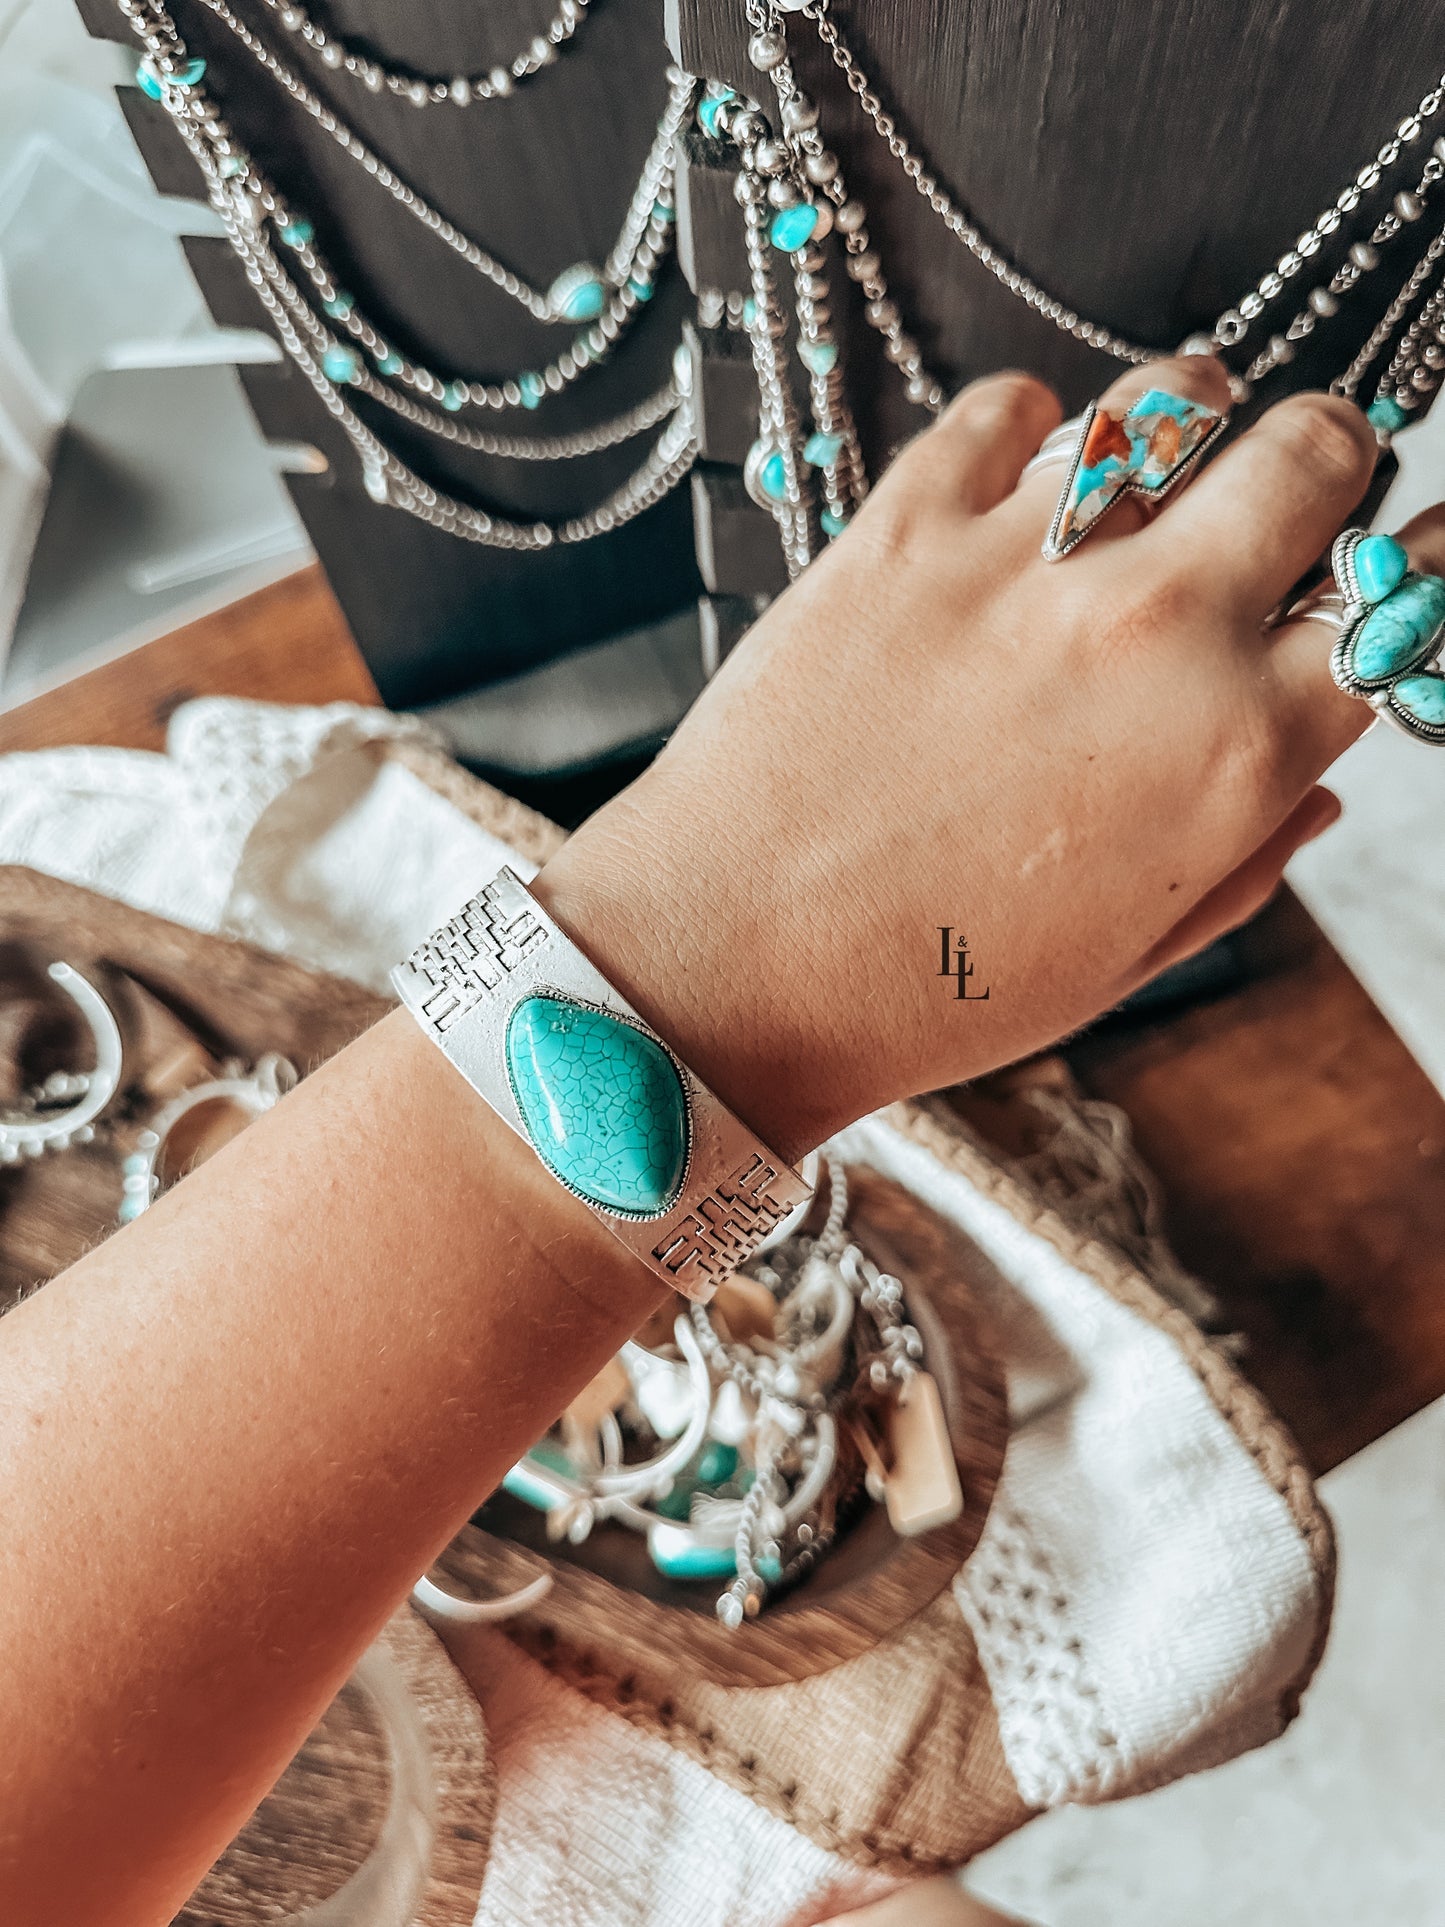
[
  {"left": 904, "top": 370, "right": 1064, "bottom": 515},
  {"left": 1266, "top": 502, "right": 1445, "bottom": 774},
  {"left": 1000, "top": 352, "right": 1236, "bottom": 550},
  {"left": 1131, "top": 786, "right": 1342, "bottom": 982},
  {"left": 1157, "top": 389, "right": 1378, "bottom": 621}
]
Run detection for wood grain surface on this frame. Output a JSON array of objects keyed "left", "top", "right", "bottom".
[
  {"left": 178, "top": 1610, "right": 494, "bottom": 1927},
  {"left": 0, "top": 567, "right": 374, "bottom": 757}
]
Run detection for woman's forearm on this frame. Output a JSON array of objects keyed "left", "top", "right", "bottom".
[
  {"left": 0, "top": 1003, "right": 664, "bottom": 1923},
  {"left": 0, "top": 356, "right": 1398, "bottom": 1920}
]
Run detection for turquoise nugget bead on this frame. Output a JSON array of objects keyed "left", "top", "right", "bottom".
[
  {"left": 798, "top": 338, "right": 838, "bottom": 375},
  {"left": 769, "top": 203, "right": 820, "bottom": 252},
  {"left": 440, "top": 382, "right": 466, "bottom": 411},
  {"left": 627, "top": 276, "right": 654, "bottom": 301},
  {"left": 804, "top": 430, "right": 844, "bottom": 467},
  {"left": 321, "top": 344, "right": 361, "bottom": 384},
  {"left": 1350, "top": 573, "right": 1445, "bottom": 684},
  {"left": 376, "top": 349, "right": 403, "bottom": 376},
  {"left": 518, "top": 372, "right": 545, "bottom": 410},
  {"left": 1367, "top": 397, "right": 1410, "bottom": 434},
  {"left": 1353, "top": 533, "right": 1409, "bottom": 602},
  {"left": 821, "top": 507, "right": 849, "bottom": 538},
  {"left": 1392, "top": 672, "right": 1445, "bottom": 727},
  {"left": 279, "top": 218, "right": 314, "bottom": 247},
  {"left": 322, "top": 292, "right": 354, "bottom": 319},
  {"left": 506, "top": 994, "right": 689, "bottom": 1216}
]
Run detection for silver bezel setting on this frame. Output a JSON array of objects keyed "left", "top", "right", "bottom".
[
  {"left": 1041, "top": 395, "right": 1228, "bottom": 562},
  {"left": 392, "top": 868, "right": 814, "bottom": 1300},
  {"left": 1326, "top": 527, "right": 1445, "bottom": 741}
]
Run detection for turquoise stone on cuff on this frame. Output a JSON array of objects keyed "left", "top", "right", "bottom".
[
  {"left": 505, "top": 994, "right": 689, "bottom": 1217},
  {"left": 321, "top": 344, "right": 361, "bottom": 384},
  {"left": 769, "top": 202, "right": 820, "bottom": 252},
  {"left": 1352, "top": 532, "right": 1409, "bottom": 602},
  {"left": 1367, "top": 397, "right": 1410, "bottom": 434},
  {"left": 1391, "top": 672, "right": 1445, "bottom": 727},
  {"left": 1349, "top": 572, "right": 1445, "bottom": 683}
]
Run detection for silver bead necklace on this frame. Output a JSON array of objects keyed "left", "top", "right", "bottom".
[
  {"left": 251, "top": 0, "right": 592, "bottom": 108},
  {"left": 125, "top": 0, "right": 684, "bottom": 340},
  {"left": 799, "top": 0, "right": 1445, "bottom": 401}
]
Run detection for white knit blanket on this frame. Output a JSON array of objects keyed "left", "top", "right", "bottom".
[{"left": 0, "top": 699, "right": 1325, "bottom": 1924}]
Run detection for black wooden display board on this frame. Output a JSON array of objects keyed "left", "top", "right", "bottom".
[
  {"left": 672, "top": 0, "right": 1442, "bottom": 593},
  {"left": 79, "top": 0, "right": 1443, "bottom": 704},
  {"left": 78, "top": 0, "right": 704, "bottom": 710}
]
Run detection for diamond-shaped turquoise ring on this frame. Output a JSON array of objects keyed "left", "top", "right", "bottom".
[
  {"left": 1287, "top": 528, "right": 1445, "bottom": 743},
  {"left": 392, "top": 868, "right": 813, "bottom": 1300}
]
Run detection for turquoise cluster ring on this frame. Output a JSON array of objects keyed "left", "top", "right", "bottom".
[
  {"left": 1290, "top": 529, "right": 1445, "bottom": 743},
  {"left": 391, "top": 868, "right": 814, "bottom": 1300}
]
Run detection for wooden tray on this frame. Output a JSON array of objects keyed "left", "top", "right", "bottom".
[{"left": 0, "top": 862, "right": 1007, "bottom": 1693}]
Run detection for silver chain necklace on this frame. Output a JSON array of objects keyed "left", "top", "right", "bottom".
[
  {"left": 252, "top": 0, "right": 592, "bottom": 108},
  {"left": 802, "top": 0, "right": 1445, "bottom": 403},
  {"left": 135, "top": 0, "right": 680, "bottom": 333},
  {"left": 116, "top": 0, "right": 698, "bottom": 545}
]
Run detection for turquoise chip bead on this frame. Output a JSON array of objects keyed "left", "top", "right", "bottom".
[
  {"left": 279, "top": 218, "right": 314, "bottom": 247},
  {"left": 653, "top": 200, "right": 676, "bottom": 224},
  {"left": 376, "top": 349, "right": 403, "bottom": 376},
  {"left": 821, "top": 507, "right": 849, "bottom": 538},
  {"left": 1367, "top": 397, "right": 1410, "bottom": 434},
  {"left": 804, "top": 430, "right": 844, "bottom": 467},
  {"left": 648, "top": 1524, "right": 737, "bottom": 1582},
  {"left": 321, "top": 344, "right": 361, "bottom": 384},
  {"left": 1349, "top": 572, "right": 1445, "bottom": 683},
  {"left": 697, "top": 1440, "right": 740, "bottom": 1485},
  {"left": 136, "top": 56, "right": 205, "bottom": 96},
  {"left": 505, "top": 994, "right": 689, "bottom": 1217},
  {"left": 322, "top": 292, "right": 354, "bottom": 318},
  {"left": 742, "top": 296, "right": 758, "bottom": 328},
  {"left": 627, "top": 276, "right": 654, "bottom": 301},
  {"left": 697, "top": 86, "right": 736, "bottom": 138},
  {"left": 769, "top": 202, "right": 820, "bottom": 252},
  {"left": 1391, "top": 672, "right": 1445, "bottom": 727},
  {"left": 1353, "top": 532, "right": 1409, "bottom": 602},
  {"left": 218, "top": 152, "right": 248, "bottom": 179},
  {"left": 798, "top": 337, "right": 839, "bottom": 376},
  {"left": 440, "top": 382, "right": 466, "bottom": 411},
  {"left": 518, "top": 372, "right": 545, "bottom": 410}
]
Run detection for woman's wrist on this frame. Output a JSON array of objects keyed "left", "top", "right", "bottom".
[{"left": 531, "top": 785, "right": 848, "bottom": 1167}]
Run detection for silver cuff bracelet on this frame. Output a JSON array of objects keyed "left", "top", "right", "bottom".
[{"left": 391, "top": 867, "right": 813, "bottom": 1302}]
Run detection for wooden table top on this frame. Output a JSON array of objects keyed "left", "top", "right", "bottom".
[{"left": 2, "top": 564, "right": 1441, "bottom": 1473}]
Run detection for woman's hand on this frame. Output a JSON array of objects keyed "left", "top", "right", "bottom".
[{"left": 539, "top": 353, "right": 1419, "bottom": 1158}]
